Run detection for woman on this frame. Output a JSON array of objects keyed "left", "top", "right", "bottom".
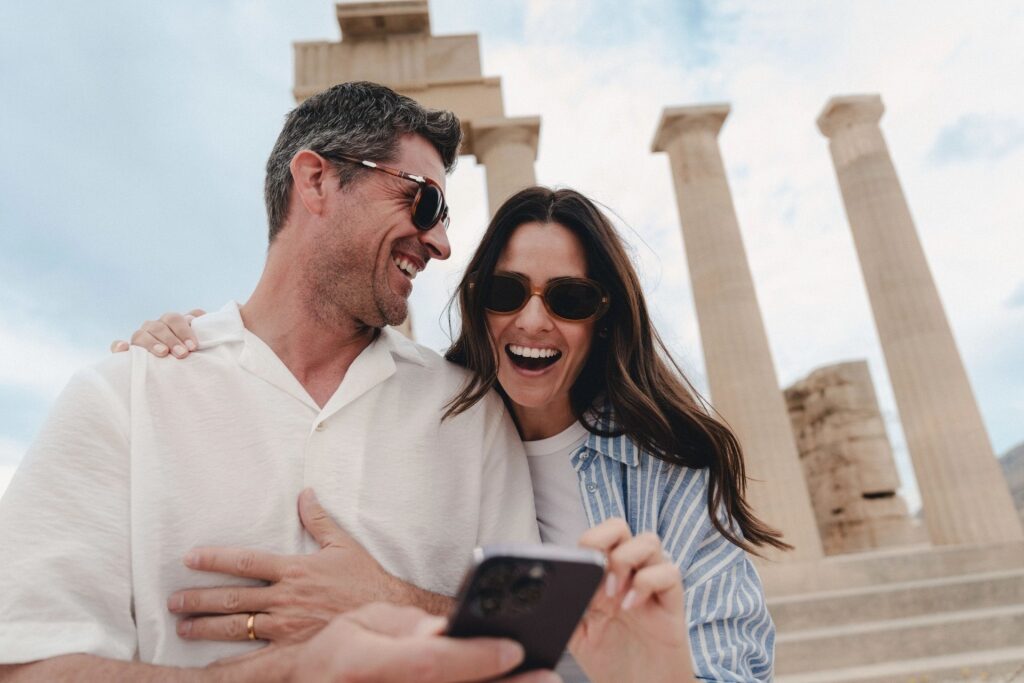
[{"left": 121, "top": 187, "right": 784, "bottom": 682}]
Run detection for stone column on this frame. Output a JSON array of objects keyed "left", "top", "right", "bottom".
[
  {"left": 818, "top": 94, "right": 1023, "bottom": 545},
  {"left": 652, "top": 105, "right": 823, "bottom": 561},
  {"left": 470, "top": 117, "right": 541, "bottom": 216}
]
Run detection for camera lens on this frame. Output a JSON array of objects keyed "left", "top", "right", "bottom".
[
  {"left": 479, "top": 563, "right": 513, "bottom": 591},
  {"left": 511, "top": 577, "right": 545, "bottom": 607},
  {"left": 477, "top": 587, "right": 504, "bottom": 616}
]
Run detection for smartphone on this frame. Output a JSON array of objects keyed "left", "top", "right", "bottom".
[{"left": 445, "top": 544, "right": 606, "bottom": 673}]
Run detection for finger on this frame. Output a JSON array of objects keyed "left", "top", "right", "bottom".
[
  {"left": 621, "top": 562, "right": 682, "bottom": 611},
  {"left": 186, "top": 308, "right": 208, "bottom": 322},
  {"left": 210, "top": 643, "right": 280, "bottom": 667},
  {"left": 608, "top": 532, "right": 664, "bottom": 577},
  {"left": 159, "top": 312, "right": 200, "bottom": 352},
  {"left": 141, "top": 319, "right": 190, "bottom": 358},
  {"left": 343, "top": 603, "right": 446, "bottom": 638},
  {"left": 382, "top": 636, "right": 525, "bottom": 683},
  {"left": 131, "top": 330, "right": 171, "bottom": 356},
  {"left": 578, "top": 518, "right": 632, "bottom": 599},
  {"left": 298, "top": 488, "right": 349, "bottom": 548},
  {"left": 500, "top": 671, "right": 562, "bottom": 683},
  {"left": 110, "top": 340, "right": 130, "bottom": 353},
  {"left": 178, "top": 613, "right": 266, "bottom": 642},
  {"left": 168, "top": 585, "right": 274, "bottom": 615},
  {"left": 184, "top": 546, "right": 285, "bottom": 582},
  {"left": 608, "top": 532, "right": 663, "bottom": 592},
  {"left": 578, "top": 517, "right": 632, "bottom": 554}
]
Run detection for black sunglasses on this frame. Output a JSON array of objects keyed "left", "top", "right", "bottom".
[
  {"left": 476, "top": 271, "right": 610, "bottom": 322},
  {"left": 321, "top": 153, "right": 450, "bottom": 231}
]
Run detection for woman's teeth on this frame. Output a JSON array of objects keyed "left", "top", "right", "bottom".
[
  {"left": 393, "top": 256, "right": 419, "bottom": 279},
  {"left": 508, "top": 344, "right": 559, "bottom": 359}
]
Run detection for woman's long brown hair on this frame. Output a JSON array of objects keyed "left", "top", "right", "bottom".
[{"left": 445, "top": 187, "right": 791, "bottom": 555}]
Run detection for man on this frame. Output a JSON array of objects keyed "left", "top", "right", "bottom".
[{"left": 0, "top": 81, "right": 543, "bottom": 679}]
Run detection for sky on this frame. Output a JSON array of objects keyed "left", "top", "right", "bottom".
[{"left": 1, "top": 1, "right": 1022, "bottom": 514}]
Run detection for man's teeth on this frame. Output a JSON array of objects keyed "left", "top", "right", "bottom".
[
  {"left": 392, "top": 256, "right": 420, "bottom": 279},
  {"left": 508, "top": 344, "right": 560, "bottom": 359}
]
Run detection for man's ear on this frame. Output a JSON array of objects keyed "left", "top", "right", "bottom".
[{"left": 289, "top": 150, "right": 333, "bottom": 218}]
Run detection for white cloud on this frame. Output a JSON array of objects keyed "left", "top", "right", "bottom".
[{"left": 0, "top": 298, "right": 99, "bottom": 404}]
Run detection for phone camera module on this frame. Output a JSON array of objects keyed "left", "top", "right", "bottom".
[{"left": 511, "top": 576, "right": 545, "bottom": 607}]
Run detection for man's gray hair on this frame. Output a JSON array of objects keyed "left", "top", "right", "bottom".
[{"left": 264, "top": 81, "right": 462, "bottom": 242}]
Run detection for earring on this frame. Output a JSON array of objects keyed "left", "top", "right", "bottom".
[{"left": 597, "top": 328, "right": 609, "bottom": 339}]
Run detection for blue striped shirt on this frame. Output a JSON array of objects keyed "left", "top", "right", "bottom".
[{"left": 572, "top": 427, "right": 775, "bottom": 682}]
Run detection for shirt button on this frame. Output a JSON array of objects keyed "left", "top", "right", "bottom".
[
  {"left": 315, "top": 422, "right": 326, "bottom": 432},
  {"left": 586, "top": 483, "right": 598, "bottom": 493}
]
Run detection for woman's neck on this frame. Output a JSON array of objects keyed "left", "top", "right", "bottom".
[{"left": 513, "top": 400, "right": 577, "bottom": 441}]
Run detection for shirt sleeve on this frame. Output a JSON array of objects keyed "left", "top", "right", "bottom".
[
  {"left": 0, "top": 357, "right": 137, "bottom": 663},
  {"left": 474, "top": 393, "right": 541, "bottom": 546},
  {"left": 658, "top": 469, "right": 775, "bottom": 682}
]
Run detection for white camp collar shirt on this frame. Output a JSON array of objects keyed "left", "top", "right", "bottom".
[{"left": 0, "top": 302, "right": 539, "bottom": 666}]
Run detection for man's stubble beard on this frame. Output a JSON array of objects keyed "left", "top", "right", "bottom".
[{"left": 304, "top": 231, "right": 408, "bottom": 330}]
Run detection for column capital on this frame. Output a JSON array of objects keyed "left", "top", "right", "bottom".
[
  {"left": 651, "top": 104, "right": 730, "bottom": 153},
  {"left": 817, "top": 94, "right": 885, "bottom": 139},
  {"left": 337, "top": 0, "right": 430, "bottom": 40},
  {"left": 466, "top": 116, "right": 541, "bottom": 161}
]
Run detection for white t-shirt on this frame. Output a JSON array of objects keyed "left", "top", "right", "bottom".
[
  {"left": 0, "top": 302, "right": 539, "bottom": 667},
  {"left": 524, "top": 421, "right": 591, "bottom": 547}
]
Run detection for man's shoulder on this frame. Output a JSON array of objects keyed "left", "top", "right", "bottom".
[{"left": 382, "top": 328, "right": 474, "bottom": 385}]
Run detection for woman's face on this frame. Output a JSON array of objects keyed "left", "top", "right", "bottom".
[{"left": 486, "top": 221, "right": 597, "bottom": 414}]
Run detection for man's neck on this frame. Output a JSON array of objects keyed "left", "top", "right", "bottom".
[{"left": 240, "top": 259, "right": 376, "bottom": 408}]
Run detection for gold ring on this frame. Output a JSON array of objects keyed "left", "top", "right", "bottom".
[{"left": 246, "top": 612, "right": 258, "bottom": 641}]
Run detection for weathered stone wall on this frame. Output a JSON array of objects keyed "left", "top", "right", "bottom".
[
  {"left": 1001, "top": 443, "right": 1024, "bottom": 524},
  {"left": 784, "top": 360, "right": 927, "bottom": 554}
]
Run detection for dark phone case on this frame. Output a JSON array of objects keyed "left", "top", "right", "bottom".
[{"left": 445, "top": 552, "right": 605, "bottom": 672}]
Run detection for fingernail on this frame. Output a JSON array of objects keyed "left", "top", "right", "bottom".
[
  {"left": 154, "top": 344, "right": 168, "bottom": 355},
  {"left": 173, "top": 345, "right": 187, "bottom": 357},
  {"left": 168, "top": 594, "right": 184, "bottom": 611},
  {"left": 116, "top": 342, "right": 129, "bottom": 352},
  {"left": 183, "top": 551, "right": 198, "bottom": 567},
  {"left": 303, "top": 487, "right": 317, "bottom": 502},
  {"left": 185, "top": 339, "right": 197, "bottom": 351},
  {"left": 498, "top": 640, "right": 525, "bottom": 669},
  {"left": 621, "top": 589, "right": 637, "bottom": 611},
  {"left": 177, "top": 620, "right": 192, "bottom": 637},
  {"left": 605, "top": 573, "right": 617, "bottom": 598}
]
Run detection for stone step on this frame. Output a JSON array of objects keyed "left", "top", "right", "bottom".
[
  {"left": 759, "top": 541, "right": 1024, "bottom": 597},
  {"left": 776, "top": 646, "right": 1024, "bottom": 683},
  {"left": 775, "top": 604, "right": 1024, "bottom": 675},
  {"left": 769, "top": 568, "right": 1024, "bottom": 631}
]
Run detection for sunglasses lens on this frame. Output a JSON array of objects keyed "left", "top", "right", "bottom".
[
  {"left": 548, "top": 280, "right": 604, "bottom": 320},
  {"left": 485, "top": 275, "right": 528, "bottom": 313},
  {"left": 413, "top": 186, "right": 444, "bottom": 230}
]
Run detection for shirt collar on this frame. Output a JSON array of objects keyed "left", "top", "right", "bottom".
[
  {"left": 577, "top": 430, "right": 638, "bottom": 473},
  {"left": 378, "top": 326, "right": 428, "bottom": 366}
]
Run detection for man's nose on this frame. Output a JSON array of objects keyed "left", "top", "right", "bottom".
[{"left": 419, "top": 223, "right": 451, "bottom": 261}]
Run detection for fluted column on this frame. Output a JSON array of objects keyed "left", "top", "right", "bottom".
[
  {"left": 652, "top": 104, "right": 823, "bottom": 561},
  {"left": 818, "top": 94, "right": 1022, "bottom": 546},
  {"left": 470, "top": 117, "right": 540, "bottom": 216}
]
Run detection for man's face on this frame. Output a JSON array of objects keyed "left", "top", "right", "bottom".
[{"left": 307, "top": 134, "right": 451, "bottom": 329}]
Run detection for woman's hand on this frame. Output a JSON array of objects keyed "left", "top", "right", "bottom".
[
  {"left": 110, "top": 309, "right": 206, "bottom": 357},
  {"left": 570, "top": 518, "right": 695, "bottom": 683},
  {"left": 168, "top": 489, "right": 452, "bottom": 646}
]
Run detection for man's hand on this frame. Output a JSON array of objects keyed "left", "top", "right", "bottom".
[
  {"left": 283, "top": 603, "right": 560, "bottom": 683},
  {"left": 169, "top": 488, "right": 453, "bottom": 645}
]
